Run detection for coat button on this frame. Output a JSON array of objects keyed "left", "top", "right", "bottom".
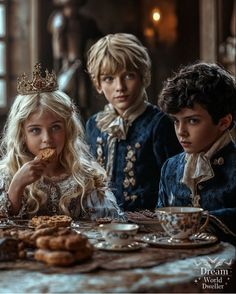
[
  {"left": 217, "top": 157, "right": 224, "bottom": 165},
  {"left": 198, "top": 184, "right": 204, "bottom": 190}
]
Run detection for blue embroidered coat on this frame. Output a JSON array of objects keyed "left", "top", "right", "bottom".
[
  {"left": 86, "top": 104, "right": 182, "bottom": 211},
  {"left": 158, "top": 142, "right": 236, "bottom": 244}
]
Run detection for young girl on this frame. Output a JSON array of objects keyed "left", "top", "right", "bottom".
[
  {"left": 86, "top": 33, "right": 182, "bottom": 211},
  {"left": 0, "top": 63, "right": 125, "bottom": 221},
  {"left": 157, "top": 62, "right": 236, "bottom": 244}
]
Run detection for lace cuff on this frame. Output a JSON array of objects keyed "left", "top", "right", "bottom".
[
  {"left": 0, "top": 192, "right": 27, "bottom": 218},
  {"left": 85, "top": 190, "right": 127, "bottom": 221},
  {"left": 0, "top": 191, "right": 12, "bottom": 217}
]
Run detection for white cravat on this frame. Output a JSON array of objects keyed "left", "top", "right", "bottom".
[
  {"left": 96, "top": 91, "right": 148, "bottom": 140},
  {"left": 95, "top": 91, "right": 148, "bottom": 178},
  {"left": 182, "top": 128, "right": 234, "bottom": 206}
]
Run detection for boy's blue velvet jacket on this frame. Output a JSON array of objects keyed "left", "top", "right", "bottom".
[
  {"left": 86, "top": 104, "right": 182, "bottom": 211},
  {"left": 158, "top": 142, "right": 236, "bottom": 244}
]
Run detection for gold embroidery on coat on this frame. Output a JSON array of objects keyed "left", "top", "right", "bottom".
[
  {"left": 96, "top": 137, "right": 105, "bottom": 167},
  {"left": 122, "top": 143, "right": 141, "bottom": 201},
  {"left": 213, "top": 157, "right": 224, "bottom": 166}
]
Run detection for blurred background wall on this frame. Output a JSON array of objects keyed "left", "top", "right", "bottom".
[{"left": 0, "top": 0, "right": 235, "bottom": 130}]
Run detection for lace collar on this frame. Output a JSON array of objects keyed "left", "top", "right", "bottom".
[
  {"left": 42, "top": 173, "right": 70, "bottom": 183},
  {"left": 96, "top": 91, "right": 148, "bottom": 140},
  {"left": 182, "top": 126, "right": 236, "bottom": 206}
]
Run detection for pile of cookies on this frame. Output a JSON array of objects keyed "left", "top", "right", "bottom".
[
  {"left": 30, "top": 215, "right": 93, "bottom": 266},
  {"left": 34, "top": 227, "right": 94, "bottom": 266},
  {"left": 17, "top": 226, "right": 93, "bottom": 266},
  {"left": 2, "top": 215, "right": 94, "bottom": 266}
]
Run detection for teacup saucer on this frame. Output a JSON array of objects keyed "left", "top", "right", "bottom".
[
  {"left": 94, "top": 241, "right": 147, "bottom": 252},
  {"left": 138, "top": 232, "right": 218, "bottom": 248}
]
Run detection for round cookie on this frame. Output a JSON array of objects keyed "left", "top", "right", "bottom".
[
  {"left": 36, "top": 148, "right": 56, "bottom": 162},
  {"left": 31, "top": 215, "right": 72, "bottom": 228}
]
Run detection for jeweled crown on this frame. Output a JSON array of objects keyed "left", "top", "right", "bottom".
[{"left": 17, "top": 63, "right": 58, "bottom": 95}]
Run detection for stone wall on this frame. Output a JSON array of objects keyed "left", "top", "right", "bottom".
[{"left": 1, "top": 0, "right": 234, "bottom": 131}]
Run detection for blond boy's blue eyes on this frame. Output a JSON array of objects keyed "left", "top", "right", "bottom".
[
  {"left": 101, "top": 72, "right": 137, "bottom": 82},
  {"left": 102, "top": 76, "right": 113, "bottom": 82}
]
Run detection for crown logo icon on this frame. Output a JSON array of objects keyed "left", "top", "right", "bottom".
[{"left": 17, "top": 63, "right": 58, "bottom": 95}]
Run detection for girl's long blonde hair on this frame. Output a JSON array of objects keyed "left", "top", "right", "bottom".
[{"left": 0, "top": 90, "right": 107, "bottom": 216}]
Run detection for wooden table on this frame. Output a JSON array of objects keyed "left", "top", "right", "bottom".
[{"left": 0, "top": 221, "right": 235, "bottom": 293}]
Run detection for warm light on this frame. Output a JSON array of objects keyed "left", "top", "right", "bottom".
[
  {"left": 152, "top": 9, "right": 161, "bottom": 23},
  {"left": 144, "top": 27, "right": 155, "bottom": 38}
]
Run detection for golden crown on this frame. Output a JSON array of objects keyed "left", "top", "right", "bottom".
[{"left": 17, "top": 63, "right": 58, "bottom": 95}]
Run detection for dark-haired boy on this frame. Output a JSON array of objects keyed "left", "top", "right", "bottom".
[{"left": 157, "top": 62, "right": 236, "bottom": 244}]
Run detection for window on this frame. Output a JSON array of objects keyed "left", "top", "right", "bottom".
[{"left": 0, "top": 0, "right": 7, "bottom": 109}]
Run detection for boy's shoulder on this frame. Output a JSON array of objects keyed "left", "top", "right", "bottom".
[
  {"left": 142, "top": 103, "right": 169, "bottom": 122},
  {"left": 164, "top": 141, "right": 236, "bottom": 170},
  {"left": 166, "top": 151, "right": 185, "bottom": 163},
  {"left": 86, "top": 113, "right": 98, "bottom": 128},
  {"left": 163, "top": 152, "right": 186, "bottom": 170},
  {"left": 87, "top": 112, "right": 98, "bottom": 121},
  {"left": 145, "top": 103, "right": 160, "bottom": 114},
  {"left": 213, "top": 141, "right": 236, "bottom": 160}
]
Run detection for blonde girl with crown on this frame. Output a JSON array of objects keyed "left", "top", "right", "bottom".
[{"left": 0, "top": 63, "right": 125, "bottom": 220}]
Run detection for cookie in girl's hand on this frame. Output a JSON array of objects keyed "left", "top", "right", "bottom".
[{"left": 36, "top": 148, "right": 56, "bottom": 162}]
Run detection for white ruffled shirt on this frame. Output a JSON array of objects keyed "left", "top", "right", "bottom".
[{"left": 182, "top": 126, "right": 236, "bottom": 206}]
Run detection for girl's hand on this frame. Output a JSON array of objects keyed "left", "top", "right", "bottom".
[
  {"left": 7, "top": 159, "right": 47, "bottom": 215},
  {"left": 12, "top": 159, "right": 47, "bottom": 188}
]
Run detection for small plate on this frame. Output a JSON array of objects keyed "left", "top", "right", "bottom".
[
  {"left": 138, "top": 232, "right": 218, "bottom": 248},
  {"left": 94, "top": 241, "right": 147, "bottom": 252}
]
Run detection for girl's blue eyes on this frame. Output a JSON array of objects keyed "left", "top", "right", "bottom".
[
  {"left": 29, "top": 128, "right": 40, "bottom": 134},
  {"left": 51, "top": 125, "right": 61, "bottom": 131},
  {"left": 29, "top": 125, "right": 61, "bottom": 134}
]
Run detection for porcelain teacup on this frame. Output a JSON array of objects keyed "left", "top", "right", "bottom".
[
  {"left": 155, "top": 206, "right": 209, "bottom": 242},
  {"left": 99, "top": 223, "right": 139, "bottom": 246}
]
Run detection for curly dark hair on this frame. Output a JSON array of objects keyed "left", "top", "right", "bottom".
[{"left": 158, "top": 62, "right": 236, "bottom": 124}]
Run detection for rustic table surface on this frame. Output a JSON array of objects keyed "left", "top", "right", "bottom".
[{"left": 0, "top": 220, "right": 235, "bottom": 293}]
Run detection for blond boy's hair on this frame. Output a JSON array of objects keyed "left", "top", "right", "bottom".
[{"left": 87, "top": 33, "right": 151, "bottom": 88}]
